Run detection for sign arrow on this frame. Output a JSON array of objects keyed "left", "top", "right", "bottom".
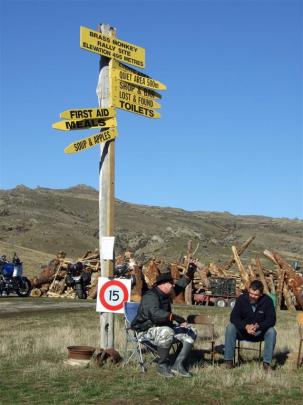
[
  {"left": 52, "top": 117, "right": 117, "bottom": 131},
  {"left": 64, "top": 128, "right": 118, "bottom": 153}
]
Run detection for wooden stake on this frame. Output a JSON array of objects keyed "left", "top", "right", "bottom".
[
  {"left": 231, "top": 246, "right": 250, "bottom": 289},
  {"left": 255, "top": 256, "right": 270, "bottom": 295},
  {"left": 223, "top": 235, "right": 256, "bottom": 271},
  {"left": 283, "top": 284, "right": 296, "bottom": 311},
  {"left": 184, "top": 240, "right": 193, "bottom": 305},
  {"left": 276, "top": 267, "right": 285, "bottom": 309}
]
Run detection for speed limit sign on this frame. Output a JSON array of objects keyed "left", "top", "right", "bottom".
[{"left": 96, "top": 277, "right": 131, "bottom": 313}]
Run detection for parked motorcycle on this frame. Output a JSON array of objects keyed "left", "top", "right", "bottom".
[
  {"left": 66, "top": 262, "right": 91, "bottom": 299},
  {"left": 114, "top": 263, "right": 136, "bottom": 288},
  {"left": 0, "top": 255, "right": 32, "bottom": 297}
]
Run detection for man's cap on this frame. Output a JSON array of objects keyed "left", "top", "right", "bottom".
[{"left": 154, "top": 272, "right": 173, "bottom": 286}]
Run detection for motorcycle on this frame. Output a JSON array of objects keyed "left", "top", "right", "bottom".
[
  {"left": 66, "top": 262, "right": 91, "bottom": 299},
  {"left": 114, "top": 262, "right": 136, "bottom": 288},
  {"left": 0, "top": 255, "right": 32, "bottom": 297}
]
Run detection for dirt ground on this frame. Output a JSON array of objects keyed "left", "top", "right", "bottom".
[{"left": 0, "top": 296, "right": 95, "bottom": 316}]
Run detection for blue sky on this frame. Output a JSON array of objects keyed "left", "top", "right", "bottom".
[{"left": 0, "top": 0, "right": 302, "bottom": 219}]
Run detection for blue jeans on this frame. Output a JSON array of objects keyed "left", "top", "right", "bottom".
[{"left": 224, "top": 322, "right": 276, "bottom": 364}]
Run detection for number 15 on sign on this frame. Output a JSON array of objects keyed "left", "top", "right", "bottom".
[{"left": 96, "top": 277, "right": 131, "bottom": 313}]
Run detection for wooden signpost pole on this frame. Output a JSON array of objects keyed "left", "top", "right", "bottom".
[
  {"left": 97, "top": 23, "right": 116, "bottom": 349},
  {"left": 53, "top": 23, "right": 164, "bottom": 349}
]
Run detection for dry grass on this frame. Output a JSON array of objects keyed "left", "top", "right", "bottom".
[{"left": 0, "top": 305, "right": 302, "bottom": 404}]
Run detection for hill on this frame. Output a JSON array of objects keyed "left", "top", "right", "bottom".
[{"left": 0, "top": 185, "right": 302, "bottom": 277}]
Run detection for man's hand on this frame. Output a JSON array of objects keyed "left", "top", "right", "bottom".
[
  {"left": 245, "top": 324, "right": 257, "bottom": 335},
  {"left": 180, "top": 322, "right": 188, "bottom": 328}
]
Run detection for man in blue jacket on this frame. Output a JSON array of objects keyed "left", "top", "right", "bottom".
[{"left": 224, "top": 279, "right": 276, "bottom": 371}]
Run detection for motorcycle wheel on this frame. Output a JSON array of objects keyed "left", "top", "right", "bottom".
[
  {"left": 16, "top": 277, "right": 31, "bottom": 297},
  {"left": 75, "top": 283, "right": 87, "bottom": 299}
]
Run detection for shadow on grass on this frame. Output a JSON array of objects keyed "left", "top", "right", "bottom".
[{"left": 274, "top": 349, "right": 290, "bottom": 367}]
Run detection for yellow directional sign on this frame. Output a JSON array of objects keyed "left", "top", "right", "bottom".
[
  {"left": 111, "top": 77, "right": 162, "bottom": 102},
  {"left": 80, "top": 26, "right": 145, "bottom": 69},
  {"left": 60, "top": 107, "right": 116, "bottom": 120},
  {"left": 112, "top": 98, "right": 160, "bottom": 119},
  {"left": 52, "top": 117, "right": 117, "bottom": 131},
  {"left": 64, "top": 128, "right": 118, "bottom": 154},
  {"left": 112, "top": 83, "right": 161, "bottom": 110},
  {"left": 112, "top": 93, "right": 160, "bottom": 110},
  {"left": 111, "top": 60, "right": 162, "bottom": 99},
  {"left": 111, "top": 69, "right": 166, "bottom": 91}
]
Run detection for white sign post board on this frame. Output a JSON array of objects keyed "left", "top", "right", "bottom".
[{"left": 96, "top": 277, "right": 131, "bottom": 313}]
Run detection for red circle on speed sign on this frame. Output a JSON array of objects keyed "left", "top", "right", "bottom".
[{"left": 99, "top": 280, "right": 129, "bottom": 311}]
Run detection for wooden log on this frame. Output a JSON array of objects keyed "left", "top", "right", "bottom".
[
  {"left": 283, "top": 284, "right": 296, "bottom": 311},
  {"left": 132, "top": 266, "right": 143, "bottom": 298},
  {"left": 48, "top": 265, "right": 62, "bottom": 292},
  {"left": 143, "top": 261, "right": 160, "bottom": 288},
  {"left": 276, "top": 268, "right": 286, "bottom": 309},
  {"left": 223, "top": 235, "right": 256, "bottom": 270},
  {"left": 184, "top": 280, "right": 192, "bottom": 306},
  {"left": 31, "top": 288, "right": 42, "bottom": 297},
  {"left": 247, "top": 264, "right": 257, "bottom": 281},
  {"left": 47, "top": 291, "right": 61, "bottom": 298},
  {"left": 267, "top": 275, "right": 276, "bottom": 295},
  {"left": 263, "top": 249, "right": 277, "bottom": 264},
  {"left": 232, "top": 246, "right": 250, "bottom": 289},
  {"left": 255, "top": 256, "right": 270, "bottom": 294},
  {"left": 263, "top": 249, "right": 303, "bottom": 309}
]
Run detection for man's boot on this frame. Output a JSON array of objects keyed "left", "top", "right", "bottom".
[
  {"left": 225, "top": 360, "right": 234, "bottom": 369},
  {"left": 157, "top": 347, "right": 174, "bottom": 378},
  {"left": 262, "top": 362, "right": 272, "bottom": 373},
  {"left": 171, "top": 342, "right": 193, "bottom": 378}
]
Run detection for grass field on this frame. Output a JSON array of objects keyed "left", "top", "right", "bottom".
[{"left": 0, "top": 300, "right": 302, "bottom": 405}]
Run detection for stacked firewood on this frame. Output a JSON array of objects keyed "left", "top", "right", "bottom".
[
  {"left": 187, "top": 236, "right": 303, "bottom": 311},
  {"left": 30, "top": 250, "right": 146, "bottom": 301},
  {"left": 30, "top": 238, "right": 303, "bottom": 310},
  {"left": 30, "top": 250, "right": 100, "bottom": 299}
]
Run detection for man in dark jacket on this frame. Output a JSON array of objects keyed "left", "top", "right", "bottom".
[
  {"left": 131, "top": 265, "right": 197, "bottom": 378},
  {"left": 224, "top": 279, "right": 276, "bottom": 371}
]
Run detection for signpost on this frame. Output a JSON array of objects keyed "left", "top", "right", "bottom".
[
  {"left": 52, "top": 22, "right": 166, "bottom": 351},
  {"left": 64, "top": 128, "right": 118, "bottom": 154}
]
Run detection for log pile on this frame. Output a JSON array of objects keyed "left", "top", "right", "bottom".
[
  {"left": 30, "top": 250, "right": 146, "bottom": 301},
  {"left": 188, "top": 237, "right": 303, "bottom": 311},
  {"left": 31, "top": 250, "right": 100, "bottom": 299},
  {"left": 30, "top": 237, "right": 303, "bottom": 310}
]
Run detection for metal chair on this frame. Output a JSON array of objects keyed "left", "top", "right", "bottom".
[
  {"left": 187, "top": 314, "right": 216, "bottom": 364},
  {"left": 123, "top": 301, "right": 158, "bottom": 372},
  {"left": 234, "top": 339, "right": 263, "bottom": 365},
  {"left": 297, "top": 312, "right": 303, "bottom": 368}
]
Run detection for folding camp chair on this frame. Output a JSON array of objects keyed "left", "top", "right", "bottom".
[
  {"left": 123, "top": 302, "right": 158, "bottom": 372},
  {"left": 234, "top": 339, "right": 263, "bottom": 365}
]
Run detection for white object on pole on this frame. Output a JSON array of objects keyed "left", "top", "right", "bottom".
[{"left": 101, "top": 236, "right": 115, "bottom": 260}]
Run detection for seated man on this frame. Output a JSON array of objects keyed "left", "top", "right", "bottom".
[
  {"left": 224, "top": 279, "right": 276, "bottom": 371},
  {"left": 131, "top": 266, "right": 197, "bottom": 378}
]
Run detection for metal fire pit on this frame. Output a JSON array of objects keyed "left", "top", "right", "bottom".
[{"left": 67, "top": 345, "right": 96, "bottom": 360}]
